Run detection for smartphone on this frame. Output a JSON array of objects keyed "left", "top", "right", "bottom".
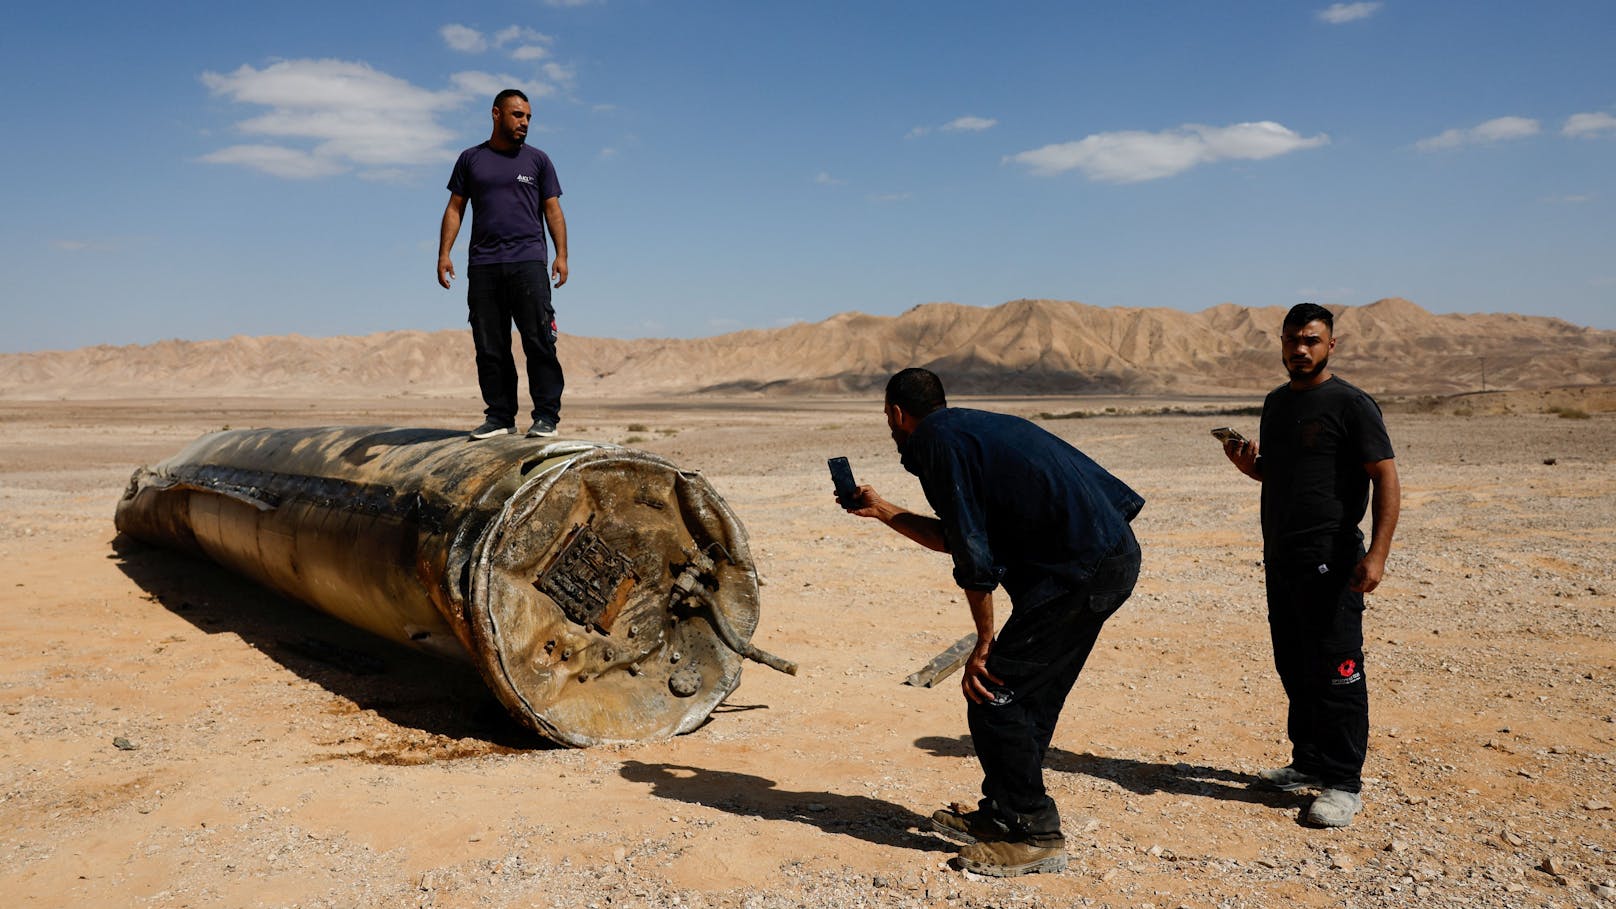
[
  {"left": 1210, "top": 426, "right": 1247, "bottom": 444},
  {"left": 827, "top": 456, "right": 858, "bottom": 506}
]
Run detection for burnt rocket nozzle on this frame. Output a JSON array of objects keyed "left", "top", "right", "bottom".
[{"left": 115, "top": 426, "right": 791, "bottom": 747}]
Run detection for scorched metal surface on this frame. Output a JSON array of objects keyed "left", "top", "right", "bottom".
[{"left": 114, "top": 426, "right": 793, "bottom": 747}]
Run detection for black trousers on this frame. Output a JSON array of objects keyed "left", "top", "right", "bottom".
[
  {"left": 467, "top": 260, "right": 563, "bottom": 425},
  {"left": 967, "top": 527, "right": 1140, "bottom": 843},
  {"left": 1265, "top": 548, "right": 1369, "bottom": 792}
]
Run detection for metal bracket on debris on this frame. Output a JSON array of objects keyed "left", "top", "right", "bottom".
[
  {"left": 535, "top": 515, "right": 639, "bottom": 633},
  {"left": 670, "top": 548, "right": 798, "bottom": 676}
]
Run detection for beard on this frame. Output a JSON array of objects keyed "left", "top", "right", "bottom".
[{"left": 1286, "top": 354, "right": 1329, "bottom": 382}]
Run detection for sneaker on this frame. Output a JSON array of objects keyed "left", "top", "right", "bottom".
[
  {"left": 1254, "top": 765, "right": 1323, "bottom": 792},
  {"left": 957, "top": 837, "right": 1067, "bottom": 877},
  {"left": 1307, "top": 788, "right": 1363, "bottom": 827},
  {"left": 469, "top": 420, "right": 515, "bottom": 440},
  {"left": 525, "top": 419, "right": 558, "bottom": 438},
  {"left": 929, "top": 802, "right": 1010, "bottom": 846}
]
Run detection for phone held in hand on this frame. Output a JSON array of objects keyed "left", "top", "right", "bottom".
[
  {"left": 1210, "top": 426, "right": 1247, "bottom": 445},
  {"left": 827, "top": 456, "right": 858, "bottom": 507}
]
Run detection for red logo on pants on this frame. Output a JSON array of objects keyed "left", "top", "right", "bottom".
[{"left": 1337, "top": 659, "right": 1357, "bottom": 678}]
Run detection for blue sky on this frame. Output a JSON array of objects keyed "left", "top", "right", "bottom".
[{"left": 2, "top": 0, "right": 1613, "bottom": 353}]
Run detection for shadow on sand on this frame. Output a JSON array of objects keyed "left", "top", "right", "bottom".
[
  {"left": 618, "top": 761, "right": 950, "bottom": 853},
  {"left": 915, "top": 734, "right": 1311, "bottom": 813},
  {"left": 109, "top": 535, "right": 542, "bottom": 749}
]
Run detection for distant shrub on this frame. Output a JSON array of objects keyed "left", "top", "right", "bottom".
[
  {"left": 1550, "top": 406, "right": 1590, "bottom": 420},
  {"left": 1452, "top": 407, "right": 1473, "bottom": 417},
  {"left": 623, "top": 435, "right": 648, "bottom": 444},
  {"left": 627, "top": 423, "right": 649, "bottom": 432}
]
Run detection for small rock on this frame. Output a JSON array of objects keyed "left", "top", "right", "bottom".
[
  {"left": 1146, "top": 844, "right": 1163, "bottom": 857},
  {"left": 1331, "top": 854, "right": 1355, "bottom": 871},
  {"left": 1501, "top": 829, "right": 1525, "bottom": 847},
  {"left": 1385, "top": 839, "right": 1409, "bottom": 853},
  {"left": 1540, "top": 855, "right": 1566, "bottom": 877},
  {"left": 1591, "top": 882, "right": 1616, "bottom": 899},
  {"left": 1585, "top": 799, "right": 1612, "bottom": 811},
  {"left": 112, "top": 737, "right": 138, "bottom": 751}
]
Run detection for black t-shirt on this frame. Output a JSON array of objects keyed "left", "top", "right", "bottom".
[{"left": 1259, "top": 376, "right": 1395, "bottom": 565}]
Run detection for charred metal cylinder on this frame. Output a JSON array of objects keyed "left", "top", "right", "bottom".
[{"left": 114, "top": 426, "right": 793, "bottom": 747}]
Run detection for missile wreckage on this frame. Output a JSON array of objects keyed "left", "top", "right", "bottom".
[{"left": 115, "top": 426, "right": 795, "bottom": 747}]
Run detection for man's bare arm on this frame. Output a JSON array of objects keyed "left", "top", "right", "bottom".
[
  {"left": 843, "top": 484, "right": 948, "bottom": 552},
  {"left": 1224, "top": 438, "right": 1263, "bottom": 481},
  {"left": 437, "top": 194, "right": 467, "bottom": 289},
  {"left": 1352, "top": 458, "right": 1401, "bottom": 593},
  {"left": 960, "top": 588, "right": 1004, "bottom": 704},
  {"left": 543, "top": 196, "right": 568, "bottom": 287}
]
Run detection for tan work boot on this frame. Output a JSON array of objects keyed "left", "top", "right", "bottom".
[
  {"left": 929, "top": 802, "right": 1010, "bottom": 845},
  {"left": 957, "top": 837, "right": 1068, "bottom": 877}
]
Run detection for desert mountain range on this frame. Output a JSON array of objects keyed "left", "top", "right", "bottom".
[{"left": 2, "top": 297, "right": 1612, "bottom": 399}]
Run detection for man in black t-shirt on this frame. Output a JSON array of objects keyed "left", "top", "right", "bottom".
[
  {"left": 1224, "top": 302, "right": 1401, "bottom": 828},
  {"left": 437, "top": 89, "right": 569, "bottom": 440}
]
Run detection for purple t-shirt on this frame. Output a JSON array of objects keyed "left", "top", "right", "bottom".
[{"left": 447, "top": 142, "right": 562, "bottom": 266}]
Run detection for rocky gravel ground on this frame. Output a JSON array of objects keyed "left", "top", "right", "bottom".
[{"left": 1, "top": 394, "right": 1612, "bottom": 908}]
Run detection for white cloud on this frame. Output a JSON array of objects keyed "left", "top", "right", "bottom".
[
  {"left": 909, "top": 115, "right": 997, "bottom": 139},
  {"left": 544, "top": 0, "right": 602, "bottom": 6},
  {"left": 1542, "top": 193, "right": 1592, "bottom": 204},
  {"left": 200, "top": 59, "right": 479, "bottom": 178},
  {"left": 815, "top": 171, "right": 845, "bottom": 186},
  {"left": 1564, "top": 111, "right": 1616, "bottom": 138},
  {"left": 197, "top": 143, "right": 351, "bottom": 179},
  {"left": 1005, "top": 121, "right": 1328, "bottom": 182},
  {"left": 1317, "top": 2, "right": 1382, "bottom": 24},
  {"left": 494, "top": 26, "right": 553, "bottom": 47},
  {"left": 598, "top": 147, "right": 618, "bottom": 159},
  {"left": 1415, "top": 115, "right": 1539, "bottom": 151},
  {"left": 440, "top": 24, "right": 487, "bottom": 53},
  {"left": 510, "top": 45, "right": 550, "bottom": 61},
  {"left": 541, "top": 62, "right": 577, "bottom": 90},
  {"left": 870, "top": 192, "right": 912, "bottom": 203},
  {"left": 450, "top": 70, "right": 555, "bottom": 103}
]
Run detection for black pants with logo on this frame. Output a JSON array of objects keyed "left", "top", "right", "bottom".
[
  {"left": 1265, "top": 547, "right": 1369, "bottom": 793},
  {"left": 967, "top": 527, "right": 1141, "bottom": 843},
  {"left": 467, "top": 260, "right": 562, "bottom": 426}
]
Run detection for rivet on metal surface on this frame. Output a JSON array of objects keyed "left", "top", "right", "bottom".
[
  {"left": 560, "top": 648, "right": 573, "bottom": 661},
  {"left": 670, "top": 651, "right": 682, "bottom": 665},
  {"left": 602, "top": 647, "right": 615, "bottom": 661}
]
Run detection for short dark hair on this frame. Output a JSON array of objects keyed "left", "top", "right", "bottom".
[
  {"left": 493, "top": 89, "right": 529, "bottom": 110},
  {"left": 1283, "top": 302, "right": 1335, "bottom": 332},
  {"left": 885, "top": 368, "right": 947, "bottom": 416}
]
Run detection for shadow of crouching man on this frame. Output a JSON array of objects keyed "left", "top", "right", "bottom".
[
  {"left": 915, "top": 735, "right": 1308, "bottom": 811},
  {"left": 618, "top": 761, "right": 949, "bottom": 852}
]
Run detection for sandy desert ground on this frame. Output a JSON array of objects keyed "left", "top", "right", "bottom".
[{"left": 1, "top": 392, "right": 1613, "bottom": 908}]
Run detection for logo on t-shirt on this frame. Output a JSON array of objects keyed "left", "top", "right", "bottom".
[{"left": 516, "top": 174, "right": 536, "bottom": 185}]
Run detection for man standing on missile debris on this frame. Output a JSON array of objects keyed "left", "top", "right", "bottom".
[
  {"left": 437, "top": 88, "right": 569, "bottom": 440},
  {"left": 1223, "top": 302, "right": 1400, "bottom": 828},
  {"left": 844, "top": 368, "right": 1144, "bottom": 877}
]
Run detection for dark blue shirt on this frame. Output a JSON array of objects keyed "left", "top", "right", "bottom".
[
  {"left": 1259, "top": 376, "right": 1395, "bottom": 565},
  {"left": 447, "top": 143, "right": 562, "bottom": 266},
  {"left": 900, "top": 408, "right": 1144, "bottom": 608}
]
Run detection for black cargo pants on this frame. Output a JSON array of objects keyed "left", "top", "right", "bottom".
[{"left": 967, "top": 525, "right": 1141, "bottom": 843}]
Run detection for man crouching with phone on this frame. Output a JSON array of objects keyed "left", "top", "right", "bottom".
[{"left": 841, "top": 368, "right": 1144, "bottom": 877}]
